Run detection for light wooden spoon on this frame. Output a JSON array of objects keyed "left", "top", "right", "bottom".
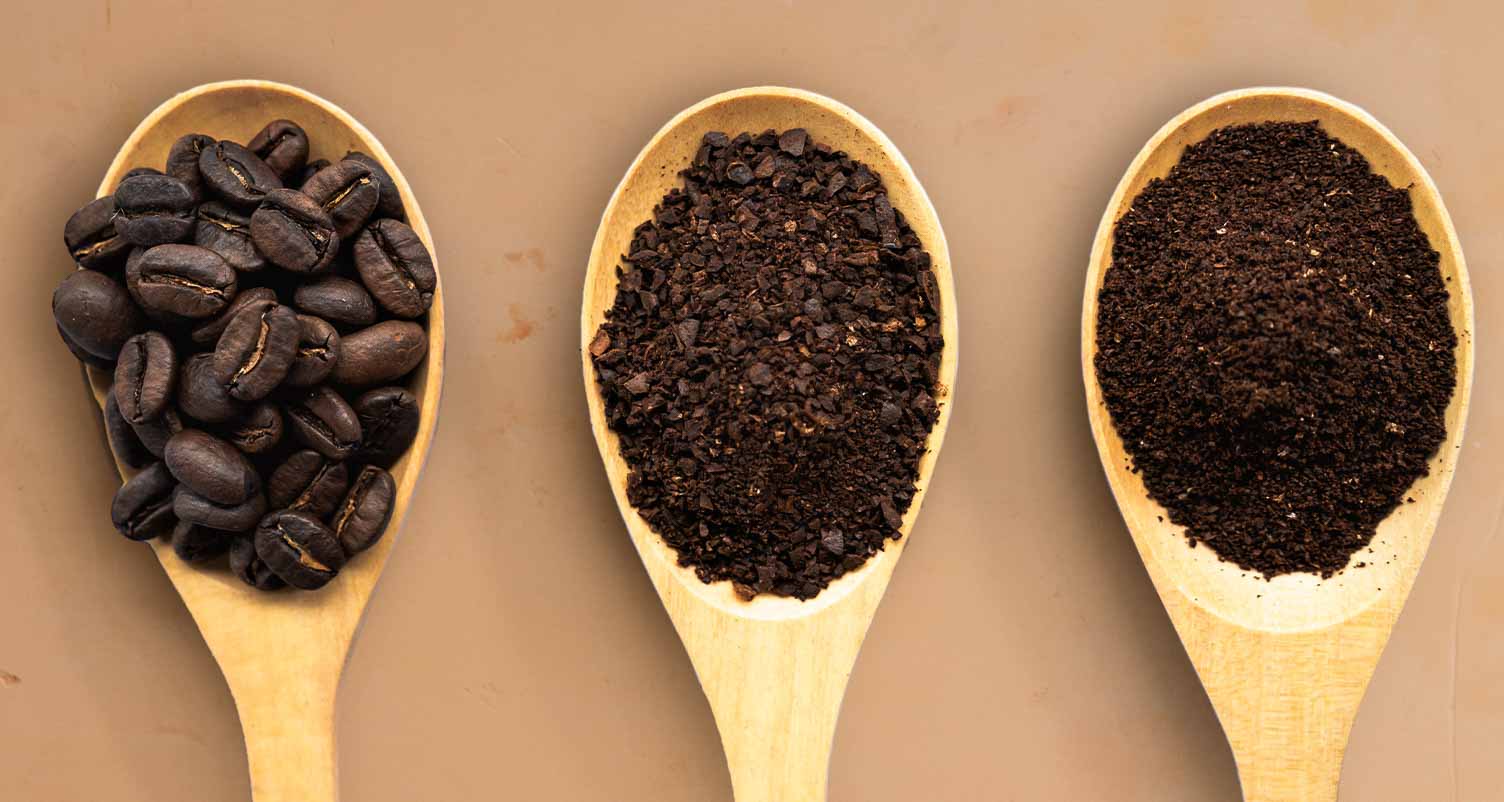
[
  {"left": 1083, "top": 87, "right": 1473, "bottom": 802},
  {"left": 83, "top": 80, "right": 444, "bottom": 802},
  {"left": 581, "top": 87, "right": 957, "bottom": 802}
]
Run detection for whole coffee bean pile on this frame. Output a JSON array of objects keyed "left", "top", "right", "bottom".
[
  {"left": 591, "top": 129, "right": 943, "bottom": 600},
  {"left": 54, "top": 119, "right": 434, "bottom": 592},
  {"left": 1095, "top": 121, "right": 1456, "bottom": 578}
]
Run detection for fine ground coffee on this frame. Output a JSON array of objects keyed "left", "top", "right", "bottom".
[
  {"left": 592, "top": 129, "right": 943, "bottom": 600},
  {"left": 1095, "top": 121, "right": 1456, "bottom": 578}
]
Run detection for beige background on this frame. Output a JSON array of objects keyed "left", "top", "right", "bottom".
[{"left": 1, "top": 1, "right": 1500, "bottom": 799}]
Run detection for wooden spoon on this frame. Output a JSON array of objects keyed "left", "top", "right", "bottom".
[
  {"left": 1082, "top": 88, "right": 1473, "bottom": 801},
  {"left": 581, "top": 87, "right": 957, "bottom": 802},
  {"left": 83, "top": 80, "right": 444, "bottom": 802}
]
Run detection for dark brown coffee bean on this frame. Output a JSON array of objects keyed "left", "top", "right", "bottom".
[
  {"left": 113, "top": 174, "right": 195, "bottom": 246},
  {"left": 212, "top": 303, "right": 299, "bottom": 401},
  {"left": 110, "top": 462, "right": 178, "bottom": 541},
  {"left": 294, "top": 276, "right": 376, "bottom": 328},
  {"left": 353, "top": 387, "right": 420, "bottom": 466},
  {"left": 353, "top": 219, "right": 435, "bottom": 318},
  {"left": 255, "top": 510, "right": 345, "bottom": 590},
  {"left": 331, "top": 465, "right": 395, "bottom": 556},
  {"left": 195, "top": 202, "right": 266, "bottom": 273},
  {"left": 250, "top": 189, "right": 339, "bottom": 273},
  {"left": 123, "top": 167, "right": 163, "bottom": 179},
  {"left": 113, "top": 331, "right": 177, "bottom": 424},
  {"left": 105, "top": 388, "right": 153, "bottom": 468},
  {"left": 166, "top": 133, "right": 215, "bottom": 203},
  {"left": 171, "top": 521, "right": 236, "bottom": 563},
  {"left": 177, "top": 353, "right": 244, "bottom": 423},
  {"left": 126, "top": 244, "right": 237, "bottom": 319},
  {"left": 343, "top": 151, "right": 406, "bottom": 220},
  {"left": 175, "top": 487, "right": 267, "bottom": 532},
  {"left": 56, "top": 323, "right": 116, "bottom": 370},
  {"left": 300, "top": 160, "right": 378, "bottom": 239},
  {"left": 198, "top": 140, "right": 282, "bottom": 209},
  {"left": 53, "top": 269, "right": 143, "bottom": 361},
  {"left": 225, "top": 402, "right": 283, "bottom": 455},
  {"left": 230, "top": 535, "right": 285, "bottom": 590},
  {"left": 191, "top": 287, "right": 278, "bottom": 347},
  {"left": 130, "top": 407, "right": 182, "bottom": 458},
  {"left": 164, "top": 429, "right": 259, "bottom": 505},
  {"left": 285, "top": 386, "right": 362, "bottom": 459},
  {"left": 64, "top": 196, "right": 132, "bottom": 271},
  {"left": 287, "top": 314, "right": 340, "bottom": 388},
  {"left": 297, "top": 159, "right": 331, "bottom": 188},
  {"left": 247, "top": 120, "right": 309, "bottom": 182},
  {"left": 332, "top": 321, "right": 428, "bottom": 386},
  {"left": 268, "top": 449, "right": 348, "bottom": 519}
]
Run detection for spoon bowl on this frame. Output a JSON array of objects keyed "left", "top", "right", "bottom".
[
  {"left": 582, "top": 87, "right": 956, "bottom": 801},
  {"left": 1083, "top": 88, "right": 1473, "bottom": 801},
  {"left": 84, "top": 80, "right": 444, "bottom": 802}
]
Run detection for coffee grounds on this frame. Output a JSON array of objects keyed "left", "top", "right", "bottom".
[
  {"left": 591, "top": 129, "right": 943, "bottom": 599},
  {"left": 1095, "top": 121, "right": 1456, "bottom": 578}
]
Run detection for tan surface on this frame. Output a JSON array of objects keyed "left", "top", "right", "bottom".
[
  {"left": 582, "top": 87, "right": 957, "bottom": 802},
  {"left": 85, "top": 80, "right": 445, "bottom": 802},
  {"left": 1, "top": 1, "right": 1501, "bottom": 800},
  {"left": 1083, "top": 88, "right": 1474, "bottom": 802}
]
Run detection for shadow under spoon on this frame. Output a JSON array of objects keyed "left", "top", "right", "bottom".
[
  {"left": 581, "top": 87, "right": 958, "bottom": 802},
  {"left": 1083, "top": 87, "right": 1474, "bottom": 802},
  {"left": 85, "top": 79, "right": 445, "bottom": 802}
]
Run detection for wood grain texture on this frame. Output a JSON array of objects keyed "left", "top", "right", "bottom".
[
  {"left": 581, "top": 87, "right": 957, "bottom": 802},
  {"left": 1082, "top": 88, "right": 1474, "bottom": 802},
  {"left": 84, "top": 80, "right": 445, "bottom": 802}
]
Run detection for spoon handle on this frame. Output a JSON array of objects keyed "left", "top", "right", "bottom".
[
  {"left": 1192, "top": 621, "right": 1382, "bottom": 802},
  {"left": 226, "top": 662, "right": 340, "bottom": 802},
  {"left": 680, "top": 605, "right": 875, "bottom": 802}
]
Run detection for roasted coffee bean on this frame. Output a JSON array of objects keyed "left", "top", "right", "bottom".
[
  {"left": 164, "top": 429, "right": 259, "bottom": 505},
  {"left": 268, "top": 449, "right": 348, "bottom": 518},
  {"left": 53, "top": 269, "right": 143, "bottom": 361},
  {"left": 171, "top": 521, "right": 235, "bottom": 563},
  {"left": 126, "top": 244, "right": 237, "bottom": 319},
  {"left": 64, "top": 196, "right": 132, "bottom": 271},
  {"left": 226, "top": 403, "right": 283, "bottom": 455},
  {"left": 110, "top": 462, "right": 178, "bottom": 541},
  {"left": 213, "top": 303, "right": 299, "bottom": 401},
  {"left": 343, "top": 151, "right": 405, "bottom": 220},
  {"left": 191, "top": 287, "right": 277, "bottom": 347},
  {"left": 195, "top": 202, "right": 266, "bottom": 273},
  {"left": 113, "top": 173, "right": 195, "bottom": 246},
  {"left": 332, "top": 321, "right": 428, "bottom": 386},
  {"left": 230, "top": 535, "right": 285, "bottom": 590},
  {"left": 130, "top": 407, "right": 182, "bottom": 458},
  {"left": 294, "top": 276, "right": 376, "bottom": 328},
  {"left": 174, "top": 487, "right": 267, "bottom": 532},
  {"left": 199, "top": 140, "right": 282, "bottom": 209},
  {"left": 166, "top": 133, "right": 215, "bottom": 202},
  {"left": 247, "top": 120, "right": 309, "bottom": 182},
  {"left": 298, "top": 158, "right": 331, "bottom": 188},
  {"left": 123, "top": 167, "right": 163, "bottom": 179},
  {"left": 300, "top": 160, "right": 377, "bottom": 239},
  {"left": 250, "top": 189, "right": 340, "bottom": 273},
  {"left": 287, "top": 314, "right": 340, "bottom": 387},
  {"left": 177, "top": 352, "right": 243, "bottom": 423},
  {"left": 353, "top": 219, "right": 435, "bottom": 318},
  {"left": 113, "top": 331, "right": 177, "bottom": 424},
  {"left": 331, "top": 465, "right": 395, "bottom": 556},
  {"left": 353, "top": 387, "right": 419, "bottom": 466},
  {"left": 56, "top": 323, "right": 116, "bottom": 370},
  {"left": 105, "top": 388, "right": 153, "bottom": 468},
  {"left": 255, "top": 510, "right": 345, "bottom": 590},
  {"left": 285, "top": 386, "right": 361, "bottom": 459}
]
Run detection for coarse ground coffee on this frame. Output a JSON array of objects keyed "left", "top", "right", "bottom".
[
  {"left": 1095, "top": 121, "right": 1456, "bottom": 578},
  {"left": 591, "top": 129, "right": 943, "bottom": 600}
]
